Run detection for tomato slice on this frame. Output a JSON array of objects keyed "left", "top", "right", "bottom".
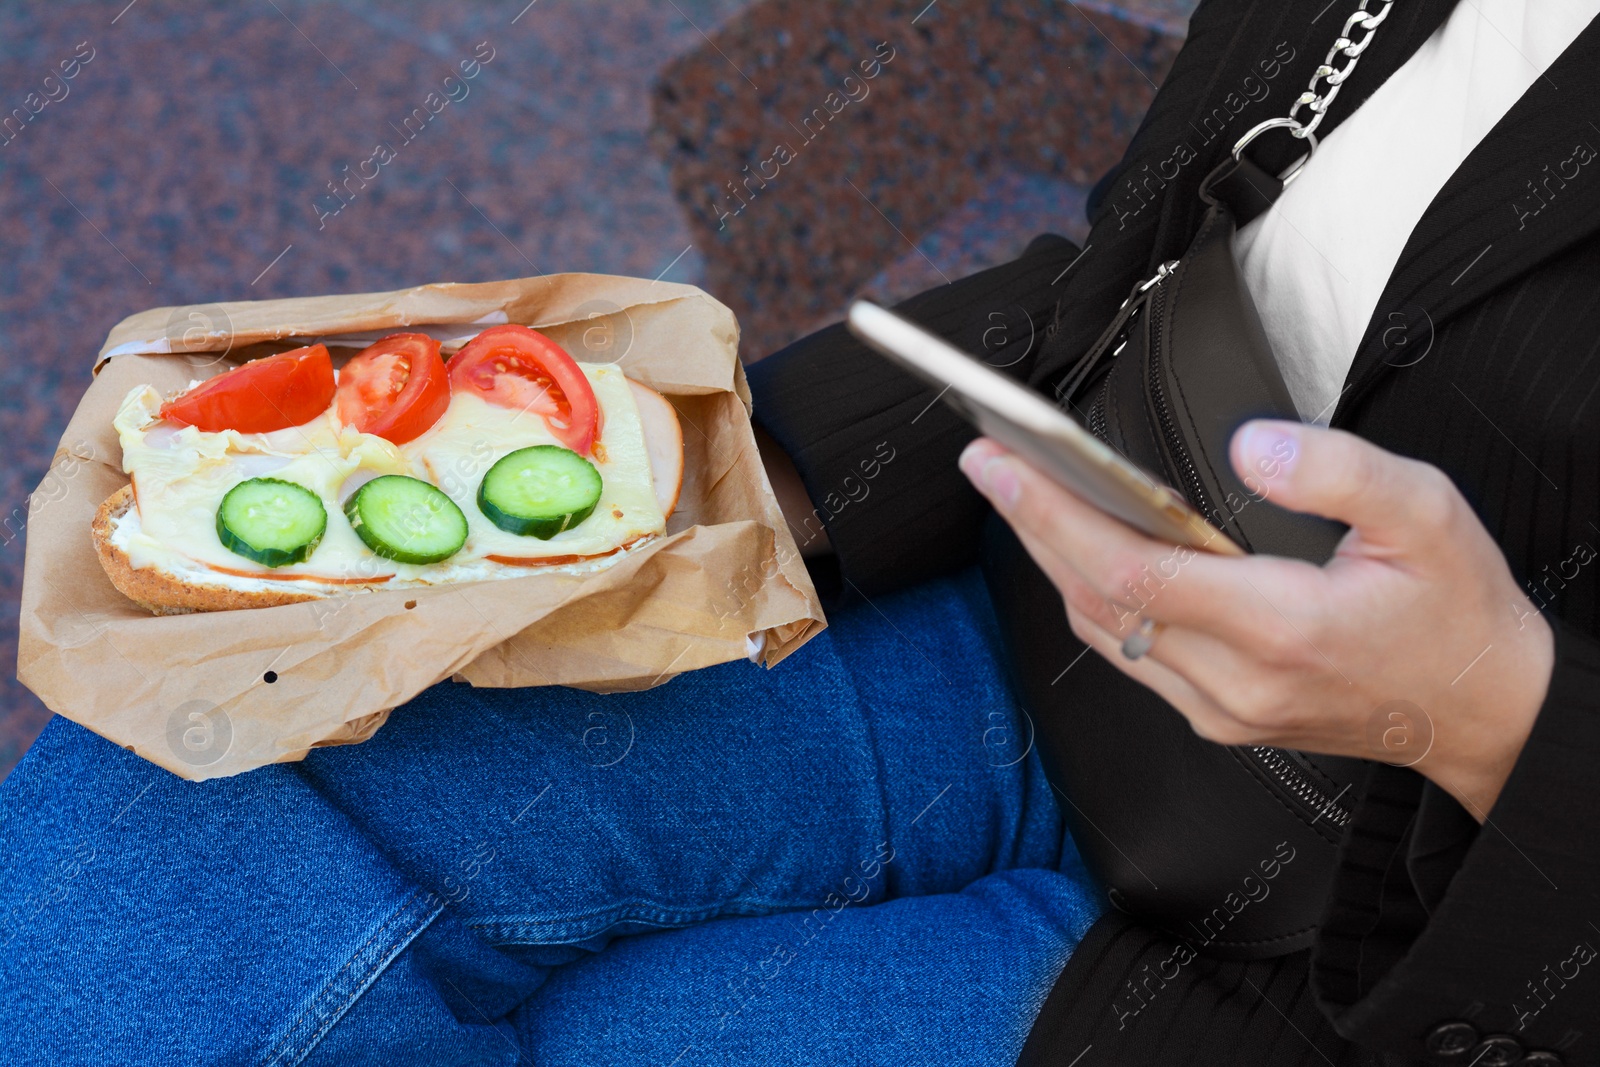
[
  {"left": 335, "top": 333, "right": 451, "bottom": 445},
  {"left": 160, "top": 344, "right": 336, "bottom": 434},
  {"left": 448, "top": 325, "right": 599, "bottom": 454}
]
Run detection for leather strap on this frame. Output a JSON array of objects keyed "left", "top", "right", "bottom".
[{"left": 1198, "top": 155, "right": 1284, "bottom": 227}]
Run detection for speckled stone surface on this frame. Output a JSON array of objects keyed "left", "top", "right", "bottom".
[
  {"left": 0, "top": 0, "right": 1193, "bottom": 779},
  {"left": 820, "top": 168, "right": 1092, "bottom": 337},
  {"left": 652, "top": 0, "right": 1188, "bottom": 359}
]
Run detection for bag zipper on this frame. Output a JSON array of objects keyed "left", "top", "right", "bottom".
[
  {"left": 1083, "top": 259, "right": 1355, "bottom": 832},
  {"left": 1142, "top": 279, "right": 1352, "bottom": 827},
  {"left": 1144, "top": 281, "right": 1217, "bottom": 523},
  {"left": 1088, "top": 372, "right": 1111, "bottom": 442},
  {"left": 1247, "top": 746, "right": 1352, "bottom": 827},
  {"left": 1057, "top": 261, "right": 1181, "bottom": 410}
]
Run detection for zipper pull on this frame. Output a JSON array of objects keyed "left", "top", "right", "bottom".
[
  {"left": 1122, "top": 259, "right": 1180, "bottom": 309},
  {"left": 1054, "top": 260, "right": 1180, "bottom": 409}
]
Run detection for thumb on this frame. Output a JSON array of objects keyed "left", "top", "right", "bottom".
[{"left": 1230, "top": 419, "right": 1455, "bottom": 549}]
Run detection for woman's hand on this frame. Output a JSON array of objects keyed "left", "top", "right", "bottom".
[{"left": 959, "top": 420, "right": 1555, "bottom": 819}]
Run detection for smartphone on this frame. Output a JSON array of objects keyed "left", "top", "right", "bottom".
[{"left": 846, "top": 300, "right": 1242, "bottom": 556}]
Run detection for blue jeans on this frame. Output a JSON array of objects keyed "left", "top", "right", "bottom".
[{"left": 0, "top": 570, "right": 1100, "bottom": 1065}]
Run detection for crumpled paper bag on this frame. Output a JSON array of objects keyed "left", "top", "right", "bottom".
[{"left": 17, "top": 273, "right": 825, "bottom": 780}]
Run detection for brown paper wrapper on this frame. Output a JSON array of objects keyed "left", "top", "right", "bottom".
[{"left": 17, "top": 274, "right": 825, "bottom": 780}]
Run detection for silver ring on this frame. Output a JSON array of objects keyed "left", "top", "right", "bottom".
[{"left": 1121, "top": 618, "right": 1163, "bottom": 661}]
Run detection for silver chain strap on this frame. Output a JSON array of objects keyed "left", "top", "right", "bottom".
[{"left": 1231, "top": 0, "right": 1396, "bottom": 184}]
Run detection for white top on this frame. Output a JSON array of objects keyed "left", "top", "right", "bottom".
[{"left": 1233, "top": 0, "right": 1599, "bottom": 424}]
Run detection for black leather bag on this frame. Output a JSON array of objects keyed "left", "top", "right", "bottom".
[
  {"left": 1062, "top": 156, "right": 1350, "bottom": 564},
  {"left": 981, "top": 2, "right": 1395, "bottom": 959}
]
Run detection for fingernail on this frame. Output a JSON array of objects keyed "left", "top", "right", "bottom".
[
  {"left": 981, "top": 457, "right": 1022, "bottom": 509},
  {"left": 958, "top": 438, "right": 989, "bottom": 480},
  {"left": 1236, "top": 420, "right": 1299, "bottom": 481},
  {"left": 960, "top": 440, "right": 1022, "bottom": 508}
]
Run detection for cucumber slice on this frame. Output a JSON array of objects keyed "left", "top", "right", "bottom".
[
  {"left": 216, "top": 477, "right": 327, "bottom": 568},
  {"left": 478, "top": 445, "right": 603, "bottom": 539},
  {"left": 344, "top": 475, "right": 468, "bottom": 564}
]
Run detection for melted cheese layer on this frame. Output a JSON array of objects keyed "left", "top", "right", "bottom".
[{"left": 112, "top": 363, "right": 665, "bottom": 587}]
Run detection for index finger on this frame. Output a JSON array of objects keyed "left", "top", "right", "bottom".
[{"left": 960, "top": 438, "right": 1314, "bottom": 639}]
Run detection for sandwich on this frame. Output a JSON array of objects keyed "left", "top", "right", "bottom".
[{"left": 93, "top": 324, "right": 684, "bottom": 615}]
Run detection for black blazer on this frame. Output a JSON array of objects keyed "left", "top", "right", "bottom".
[{"left": 749, "top": 1, "right": 1600, "bottom": 1064}]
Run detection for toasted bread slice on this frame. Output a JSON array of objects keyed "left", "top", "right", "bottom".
[
  {"left": 94, "top": 484, "right": 325, "bottom": 615},
  {"left": 94, "top": 380, "right": 685, "bottom": 615}
]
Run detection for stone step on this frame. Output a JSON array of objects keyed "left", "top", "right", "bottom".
[
  {"left": 651, "top": 0, "right": 1193, "bottom": 359},
  {"left": 799, "top": 168, "right": 1091, "bottom": 341}
]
